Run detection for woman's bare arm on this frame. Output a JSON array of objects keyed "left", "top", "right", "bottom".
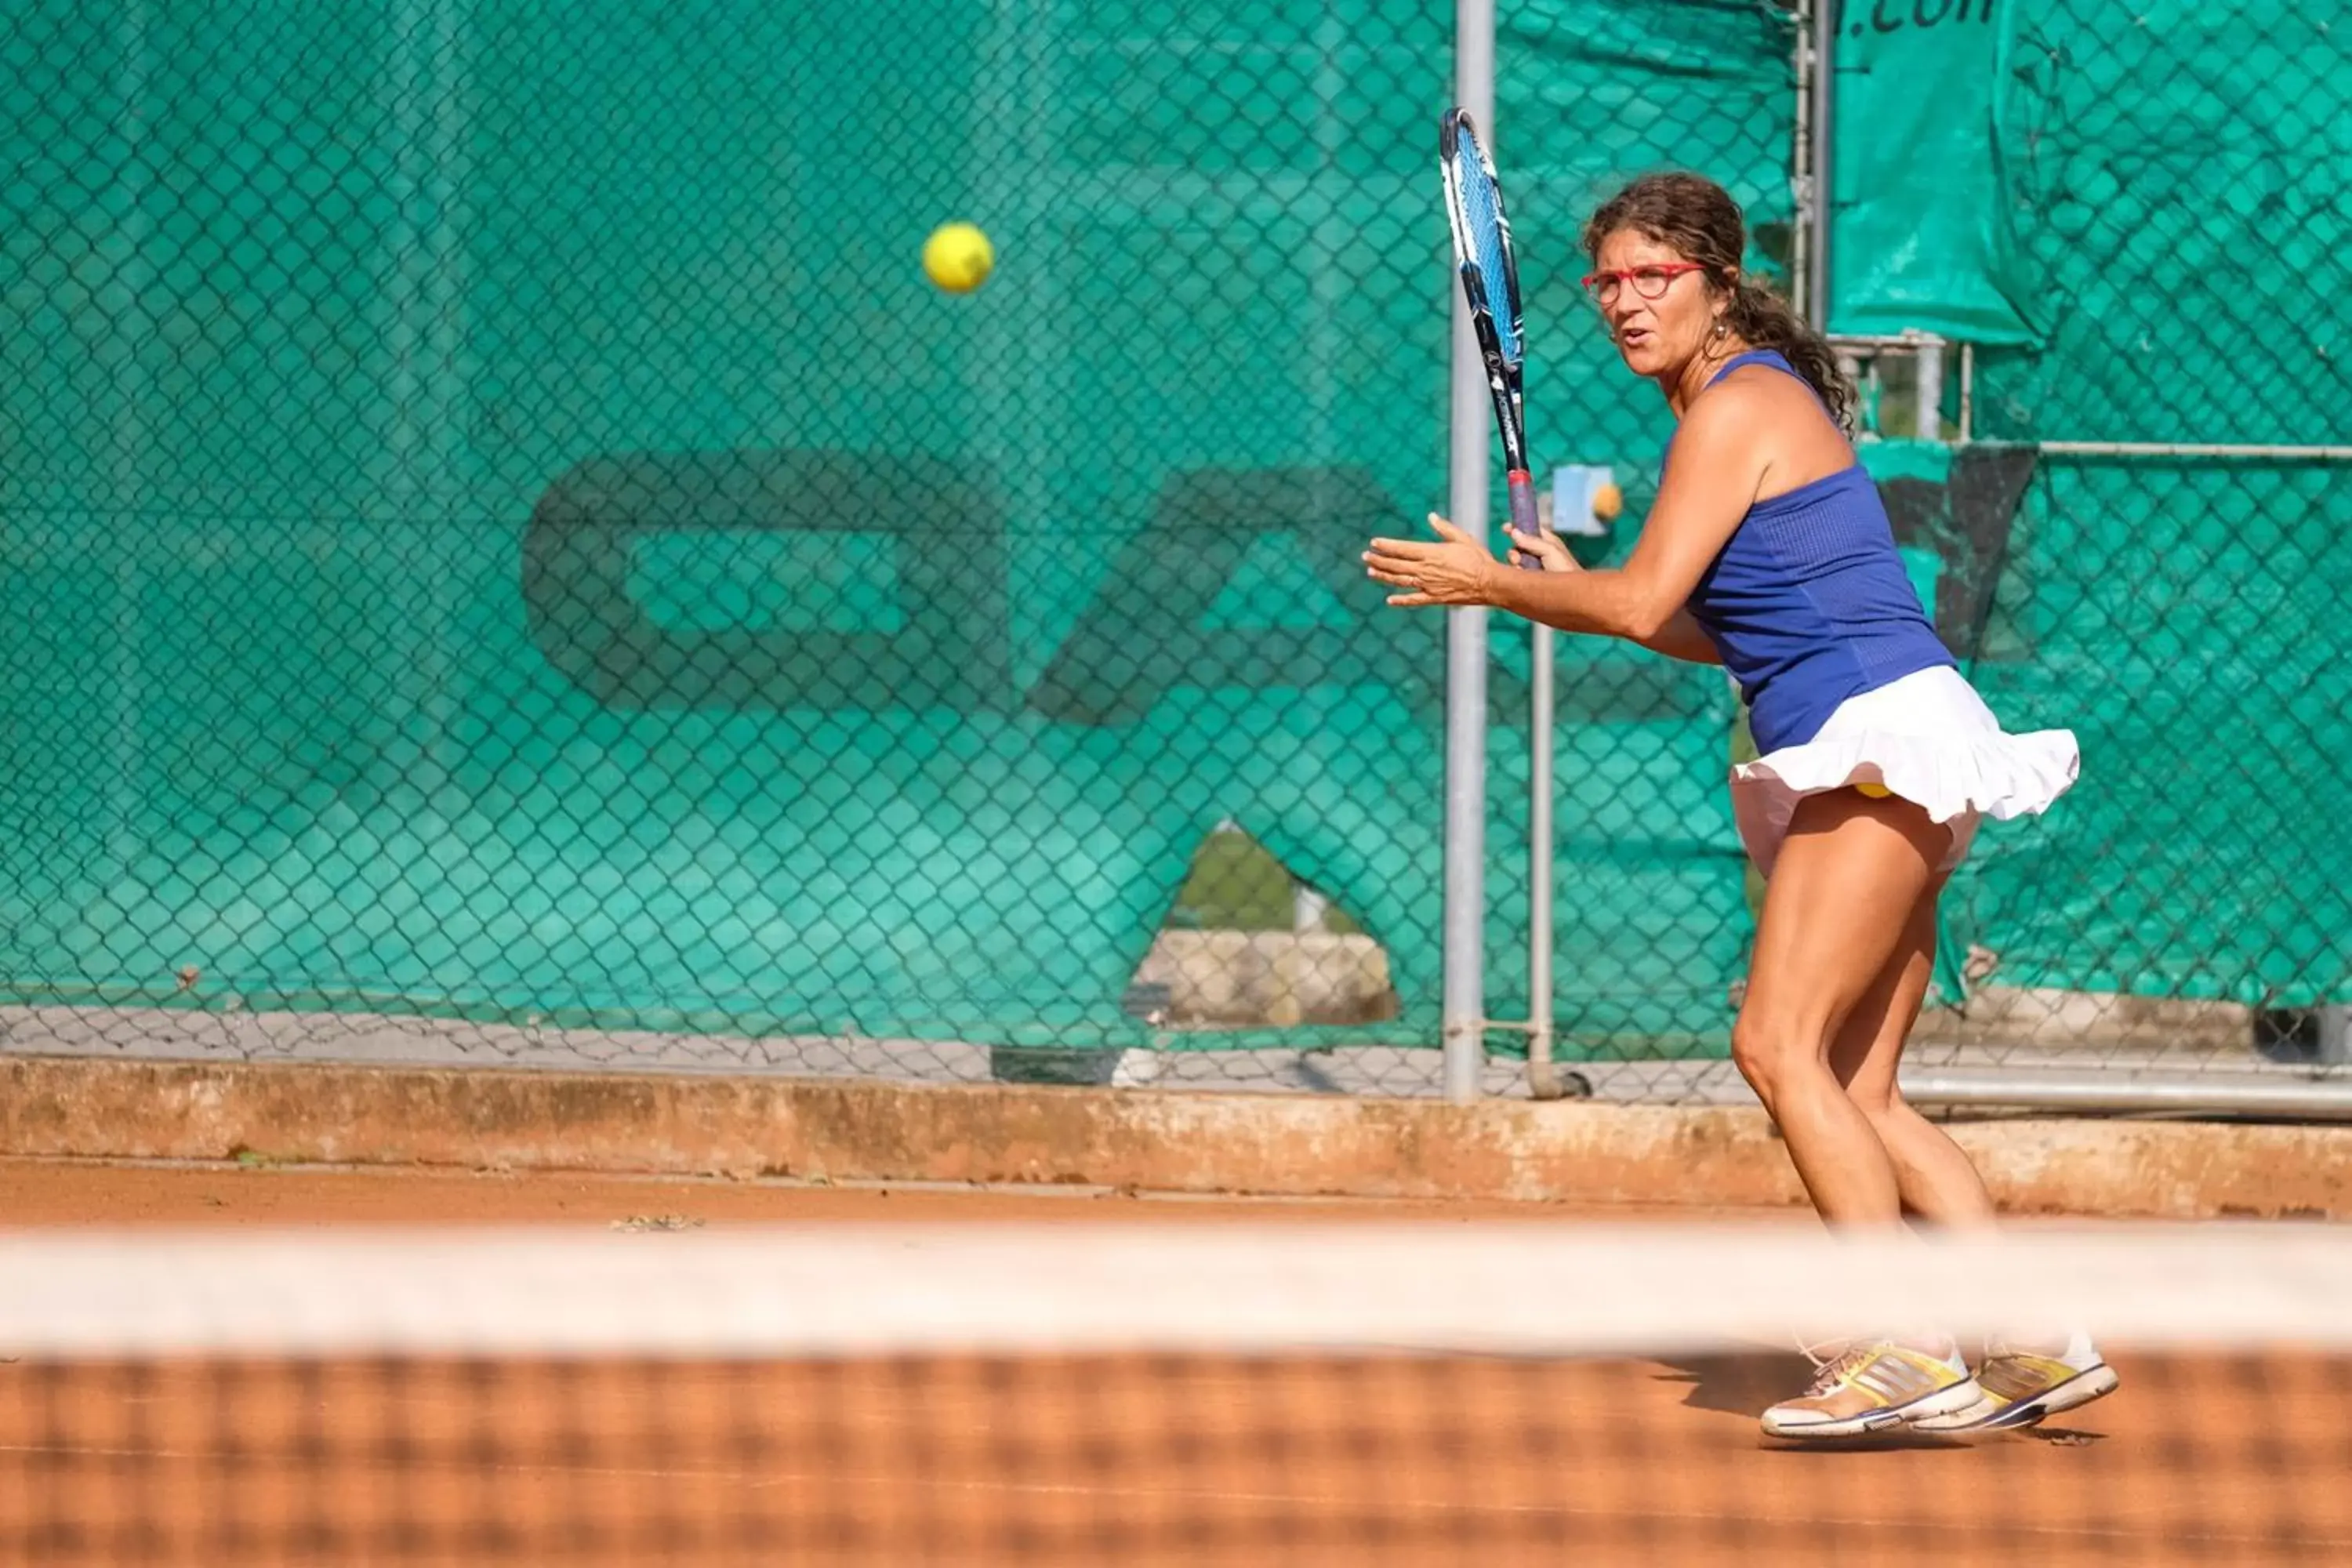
[
  {"left": 1483, "top": 385, "right": 1772, "bottom": 641},
  {"left": 1631, "top": 607, "right": 1724, "bottom": 664}
]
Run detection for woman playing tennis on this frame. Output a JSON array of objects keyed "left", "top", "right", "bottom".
[{"left": 1365, "top": 172, "right": 2114, "bottom": 1439}]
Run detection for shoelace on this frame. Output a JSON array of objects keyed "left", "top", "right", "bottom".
[
  {"left": 1796, "top": 1334, "right": 1860, "bottom": 1371},
  {"left": 1802, "top": 1345, "right": 1875, "bottom": 1399}
]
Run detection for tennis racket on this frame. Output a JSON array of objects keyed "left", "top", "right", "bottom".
[{"left": 1439, "top": 108, "right": 1543, "bottom": 570}]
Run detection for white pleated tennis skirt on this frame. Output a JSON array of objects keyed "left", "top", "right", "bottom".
[{"left": 1730, "top": 665, "right": 2079, "bottom": 880}]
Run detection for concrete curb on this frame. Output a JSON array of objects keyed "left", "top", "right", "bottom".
[{"left": 3, "top": 1055, "right": 2347, "bottom": 1220}]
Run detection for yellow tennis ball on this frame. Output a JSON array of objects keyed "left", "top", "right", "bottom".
[
  {"left": 923, "top": 223, "right": 994, "bottom": 294},
  {"left": 1591, "top": 481, "right": 1624, "bottom": 522}
]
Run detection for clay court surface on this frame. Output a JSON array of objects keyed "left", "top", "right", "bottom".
[
  {"left": 3, "top": 1158, "right": 2344, "bottom": 1565},
  {"left": 0, "top": 1156, "right": 1773, "bottom": 1228}
]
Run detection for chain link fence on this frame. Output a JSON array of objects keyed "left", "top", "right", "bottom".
[
  {"left": 4, "top": 1, "right": 2343, "bottom": 1109},
  {"left": 10, "top": 0, "right": 1348, "bottom": 1083},
  {"left": 1889, "top": 0, "right": 2352, "bottom": 1109},
  {"left": 0, "top": 0, "right": 1788, "bottom": 1097},
  {"left": 1562, "top": 0, "right": 2352, "bottom": 1109}
]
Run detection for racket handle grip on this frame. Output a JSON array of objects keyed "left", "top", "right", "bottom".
[{"left": 1504, "top": 470, "right": 1544, "bottom": 571}]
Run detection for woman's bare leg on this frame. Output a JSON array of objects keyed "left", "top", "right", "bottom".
[
  {"left": 1825, "top": 873, "right": 2000, "bottom": 1229},
  {"left": 1731, "top": 789, "right": 1951, "bottom": 1225}
]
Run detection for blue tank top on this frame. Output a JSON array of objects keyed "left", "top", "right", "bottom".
[{"left": 1679, "top": 350, "right": 1953, "bottom": 753}]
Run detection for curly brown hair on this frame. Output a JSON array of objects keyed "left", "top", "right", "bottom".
[{"left": 1581, "top": 172, "right": 1854, "bottom": 432}]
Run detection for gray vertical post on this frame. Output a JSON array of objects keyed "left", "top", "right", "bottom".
[
  {"left": 1443, "top": 0, "right": 1497, "bottom": 1102},
  {"left": 1789, "top": 0, "right": 1813, "bottom": 320},
  {"left": 1806, "top": 0, "right": 1835, "bottom": 326},
  {"left": 2318, "top": 1006, "right": 2352, "bottom": 1066},
  {"left": 1915, "top": 339, "right": 1944, "bottom": 441},
  {"left": 1525, "top": 622, "right": 1559, "bottom": 1098},
  {"left": 1958, "top": 343, "right": 1975, "bottom": 443}
]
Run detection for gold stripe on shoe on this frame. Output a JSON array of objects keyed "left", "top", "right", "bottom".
[{"left": 1911, "top": 1350, "right": 2121, "bottom": 1432}]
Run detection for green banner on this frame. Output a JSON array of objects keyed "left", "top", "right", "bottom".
[{"left": 1829, "top": 0, "right": 2036, "bottom": 343}]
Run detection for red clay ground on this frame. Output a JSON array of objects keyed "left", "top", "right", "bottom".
[
  {"left": 0, "top": 1156, "right": 1772, "bottom": 1226},
  {"left": 1, "top": 1159, "right": 2343, "bottom": 1566}
]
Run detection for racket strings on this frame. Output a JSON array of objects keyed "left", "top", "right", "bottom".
[{"left": 1446, "top": 147, "right": 1519, "bottom": 363}]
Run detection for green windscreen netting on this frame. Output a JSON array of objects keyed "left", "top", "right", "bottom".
[
  {"left": 1828, "top": 0, "right": 2352, "bottom": 1010},
  {"left": 0, "top": 2, "right": 1435, "bottom": 1047},
  {"left": 0, "top": 0, "right": 1786, "bottom": 1058},
  {"left": 2, "top": 0, "right": 2343, "bottom": 1076}
]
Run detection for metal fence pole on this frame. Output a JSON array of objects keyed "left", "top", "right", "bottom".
[
  {"left": 1789, "top": 0, "right": 1813, "bottom": 320},
  {"left": 1525, "top": 622, "right": 1559, "bottom": 1098},
  {"left": 2320, "top": 1008, "right": 2352, "bottom": 1067},
  {"left": 1914, "top": 339, "right": 1942, "bottom": 441},
  {"left": 1804, "top": 0, "right": 1834, "bottom": 325},
  {"left": 1902, "top": 1069, "right": 2352, "bottom": 1120},
  {"left": 1443, "top": 0, "right": 1497, "bottom": 1103},
  {"left": 2035, "top": 441, "right": 2352, "bottom": 460}
]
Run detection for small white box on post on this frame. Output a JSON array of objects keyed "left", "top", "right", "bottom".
[{"left": 1548, "top": 463, "right": 1621, "bottom": 540}]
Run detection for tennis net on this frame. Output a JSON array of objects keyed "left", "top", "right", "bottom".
[{"left": 3, "top": 1220, "right": 2349, "bottom": 1565}]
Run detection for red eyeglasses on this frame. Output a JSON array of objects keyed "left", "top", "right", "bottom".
[{"left": 1580, "top": 261, "right": 1708, "bottom": 307}]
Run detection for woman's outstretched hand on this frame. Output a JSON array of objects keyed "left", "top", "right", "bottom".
[{"left": 1363, "top": 514, "right": 1503, "bottom": 608}]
